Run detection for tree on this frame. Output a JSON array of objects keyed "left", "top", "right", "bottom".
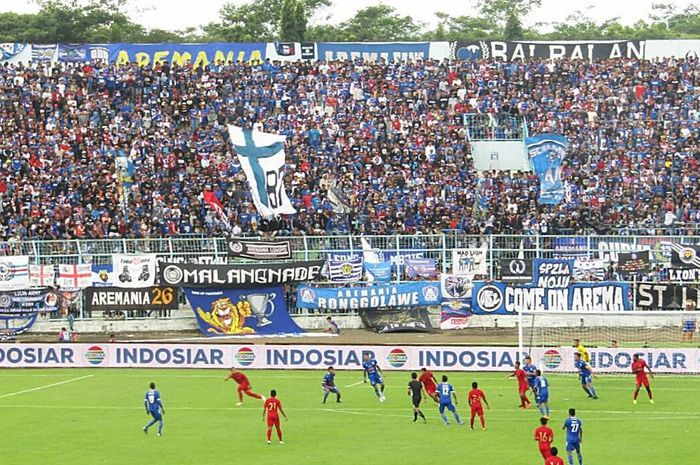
[
  {"left": 477, "top": 0, "right": 542, "bottom": 39},
  {"left": 335, "top": 5, "right": 423, "bottom": 41},
  {"left": 423, "top": 12, "right": 500, "bottom": 41},
  {"left": 280, "top": 0, "right": 307, "bottom": 42}
]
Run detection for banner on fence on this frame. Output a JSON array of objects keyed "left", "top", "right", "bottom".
[
  {"left": 91, "top": 264, "right": 114, "bottom": 287},
  {"left": 227, "top": 239, "right": 291, "bottom": 260},
  {"left": 359, "top": 307, "right": 432, "bottom": 333},
  {"left": 363, "top": 260, "right": 392, "bottom": 283},
  {"left": 29, "top": 265, "right": 55, "bottom": 288},
  {"left": 500, "top": 259, "right": 533, "bottom": 283},
  {"left": 109, "top": 42, "right": 265, "bottom": 66},
  {"left": 573, "top": 258, "right": 608, "bottom": 281},
  {"left": 617, "top": 251, "right": 651, "bottom": 274},
  {"left": 327, "top": 256, "right": 363, "bottom": 282},
  {"left": 183, "top": 287, "right": 303, "bottom": 336},
  {"left": 452, "top": 40, "right": 644, "bottom": 61},
  {"left": 317, "top": 42, "right": 430, "bottom": 61},
  {"left": 0, "top": 256, "right": 29, "bottom": 291},
  {"left": 668, "top": 243, "right": 700, "bottom": 269},
  {"left": 0, "top": 289, "right": 60, "bottom": 340},
  {"left": 84, "top": 287, "right": 179, "bottom": 312},
  {"left": 405, "top": 258, "right": 437, "bottom": 279},
  {"left": 553, "top": 237, "right": 588, "bottom": 258},
  {"left": 440, "top": 274, "right": 473, "bottom": 300},
  {"left": 159, "top": 260, "right": 323, "bottom": 288},
  {"left": 56, "top": 264, "right": 92, "bottom": 289},
  {"left": 452, "top": 247, "right": 488, "bottom": 275},
  {"left": 440, "top": 300, "right": 472, "bottom": 330},
  {"left": 471, "top": 281, "right": 630, "bottom": 314},
  {"left": 111, "top": 254, "right": 157, "bottom": 288},
  {"left": 533, "top": 258, "right": 574, "bottom": 288},
  {"left": 1, "top": 344, "right": 698, "bottom": 373},
  {"left": 636, "top": 283, "right": 699, "bottom": 310},
  {"left": 296, "top": 282, "right": 441, "bottom": 310}
]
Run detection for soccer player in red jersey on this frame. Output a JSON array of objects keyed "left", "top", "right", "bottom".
[
  {"left": 534, "top": 417, "right": 554, "bottom": 459},
  {"left": 631, "top": 354, "right": 654, "bottom": 404},
  {"left": 545, "top": 447, "right": 565, "bottom": 465},
  {"left": 262, "top": 389, "right": 287, "bottom": 445},
  {"left": 467, "top": 381, "right": 490, "bottom": 431},
  {"left": 419, "top": 368, "right": 439, "bottom": 402},
  {"left": 225, "top": 368, "right": 264, "bottom": 406},
  {"left": 508, "top": 361, "right": 531, "bottom": 409}
]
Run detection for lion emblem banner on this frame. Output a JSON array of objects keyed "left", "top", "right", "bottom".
[{"left": 183, "top": 286, "right": 304, "bottom": 336}]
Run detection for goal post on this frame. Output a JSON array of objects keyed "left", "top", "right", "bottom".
[{"left": 518, "top": 311, "right": 700, "bottom": 374}]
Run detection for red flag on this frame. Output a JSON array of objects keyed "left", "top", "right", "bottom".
[{"left": 202, "top": 190, "right": 223, "bottom": 210}]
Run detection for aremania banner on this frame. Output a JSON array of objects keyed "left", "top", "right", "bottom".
[
  {"left": 471, "top": 281, "right": 631, "bottom": 314},
  {"left": 84, "top": 287, "right": 179, "bottom": 312},
  {"left": 226, "top": 239, "right": 292, "bottom": 260},
  {"left": 159, "top": 261, "right": 323, "bottom": 288},
  {"left": 316, "top": 42, "right": 430, "bottom": 61},
  {"left": 183, "top": 287, "right": 303, "bottom": 336},
  {"left": 527, "top": 134, "right": 569, "bottom": 205},
  {"left": 452, "top": 40, "right": 644, "bottom": 61},
  {"left": 108, "top": 42, "right": 265, "bottom": 66},
  {"left": 296, "top": 282, "right": 441, "bottom": 310},
  {"left": 228, "top": 125, "right": 296, "bottom": 218},
  {"left": 2, "top": 344, "right": 696, "bottom": 373}
]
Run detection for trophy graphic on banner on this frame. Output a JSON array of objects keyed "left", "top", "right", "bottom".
[{"left": 241, "top": 293, "right": 276, "bottom": 327}]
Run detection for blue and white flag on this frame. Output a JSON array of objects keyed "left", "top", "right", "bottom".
[
  {"left": 328, "top": 256, "right": 363, "bottom": 282},
  {"left": 228, "top": 125, "right": 296, "bottom": 218},
  {"left": 31, "top": 44, "right": 57, "bottom": 62},
  {"left": 364, "top": 261, "right": 392, "bottom": 283},
  {"left": 527, "top": 134, "right": 569, "bottom": 205},
  {"left": 297, "top": 282, "right": 441, "bottom": 310}
]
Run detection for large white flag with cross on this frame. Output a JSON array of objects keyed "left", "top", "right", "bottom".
[{"left": 227, "top": 125, "right": 296, "bottom": 219}]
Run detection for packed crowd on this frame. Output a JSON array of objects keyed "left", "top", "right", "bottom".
[{"left": 0, "top": 55, "right": 699, "bottom": 240}]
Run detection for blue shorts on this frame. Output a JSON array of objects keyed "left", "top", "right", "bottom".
[
  {"left": 581, "top": 374, "right": 592, "bottom": 385},
  {"left": 150, "top": 411, "right": 162, "bottom": 421},
  {"left": 683, "top": 321, "right": 696, "bottom": 332},
  {"left": 536, "top": 391, "right": 549, "bottom": 403},
  {"left": 439, "top": 402, "right": 455, "bottom": 413},
  {"left": 323, "top": 385, "right": 339, "bottom": 393},
  {"left": 368, "top": 374, "right": 383, "bottom": 386},
  {"left": 527, "top": 379, "right": 537, "bottom": 389},
  {"left": 566, "top": 440, "right": 581, "bottom": 452}
]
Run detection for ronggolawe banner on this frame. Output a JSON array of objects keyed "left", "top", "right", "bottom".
[
  {"left": 85, "top": 287, "right": 179, "bottom": 312},
  {"left": 159, "top": 260, "right": 323, "bottom": 288},
  {"left": 471, "top": 281, "right": 631, "bottom": 314},
  {"left": 0, "top": 289, "right": 60, "bottom": 339},
  {"left": 636, "top": 283, "right": 699, "bottom": 310},
  {"left": 533, "top": 258, "right": 573, "bottom": 288},
  {"left": 227, "top": 239, "right": 292, "bottom": 260},
  {"left": 359, "top": 307, "right": 432, "bottom": 333},
  {"left": 500, "top": 259, "right": 532, "bottom": 283},
  {"left": 296, "top": 282, "right": 441, "bottom": 311},
  {"left": 452, "top": 40, "right": 644, "bottom": 61},
  {"left": 183, "top": 286, "right": 303, "bottom": 336}
]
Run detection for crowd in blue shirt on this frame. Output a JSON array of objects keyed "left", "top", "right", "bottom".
[{"left": 0, "top": 55, "right": 698, "bottom": 240}]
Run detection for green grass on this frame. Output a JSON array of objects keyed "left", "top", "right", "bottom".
[{"left": 1, "top": 369, "right": 698, "bottom": 465}]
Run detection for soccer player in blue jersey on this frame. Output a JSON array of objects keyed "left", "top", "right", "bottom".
[
  {"left": 436, "top": 375, "right": 464, "bottom": 426},
  {"left": 143, "top": 382, "right": 164, "bottom": 436},
  {"left": 534, "top": 369, "right": 551, "bottom": 418},
  {"left": 322, "top": 366, "right": 341, "bottom": 403},
  {"left": 362, "top": 353, "right": 386, "bottom": 402},
  {"left": 563, "top": 408, "right": 584, "bottom": 465},
  {"left": 574, "top": 353, "right": 598, "bottom": 399},
  {"left": 523, "top": 356, "right": 538, "bottom": 396}
]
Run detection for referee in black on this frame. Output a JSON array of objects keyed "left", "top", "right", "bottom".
[{"left": 408, "top": 372, "right": 427, "bottom": 423}]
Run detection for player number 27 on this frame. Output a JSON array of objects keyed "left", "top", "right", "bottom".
[
  {"left": 570, "top": 423, "right": 579, "bottom": 432},
  {"left": 265, "top": 167, "right": 285, "bottom": 208}
]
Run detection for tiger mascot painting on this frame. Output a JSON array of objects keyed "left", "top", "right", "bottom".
[{"left": 196, "top": 297, "right": 256, "bottom": 335}]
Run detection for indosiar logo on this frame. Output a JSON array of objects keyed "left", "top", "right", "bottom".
[
  {"left": 85, "top": 346, "right": 106, "bottom": 365},
  {"left": 235, "top": 347, "right": 255, "bottom": 366},
  {"left": 386, "top": 348, "right": 407, "bottom": 368},
  {"left": 541, "top": 349, "right": 562, "bottom": 369}
]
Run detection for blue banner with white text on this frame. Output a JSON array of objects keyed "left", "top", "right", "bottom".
[
  {"left": 183, "top": 286, "right": 303, "bottom": 336},
  {"left": 527, "top": 134, "right": 569, "bottom": 205},
  {"left": 297, "top": 282, "right": 441, "bottom": 310},
  {"left": 471, "top": 281, "right": 631, "bottom": 314},
  {"left": 108, "top": 43, "right": 266, "bottom": 67},
  {"left": 316, "top": 42, "right": 430, "bottom": 62}
]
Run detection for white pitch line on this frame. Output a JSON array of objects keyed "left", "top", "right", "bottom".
[
  {"left": 0, "top": 375, "right": 94, "bottom": 399},
  {"left": 344, "top": 381, "right": 365, "bottom": 388}
]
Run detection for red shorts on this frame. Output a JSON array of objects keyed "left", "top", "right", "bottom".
[
  {"left": 471, "top": 406, "right": 484, "bottom": 416},
  {"left": 425, "top": 385, "right": 437, "bottom": 395},
  {"left": 518, "top": 384, "right": 528, "bottom": 395},
  {"left": 267, "top": 416, "right": 280, "bottom": 427},
  {"left": 539, "top": 444, "right": 551, "bottom": 458},
  {"left": 636, "top": 377, "right": 649, "bottom": 388},
  {"left": 238, "top": 383, "right": 251, "bottom": 392}
]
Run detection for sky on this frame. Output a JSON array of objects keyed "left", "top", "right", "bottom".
[{"left": 1, "top": 0, "right": 697, "bottom": 32}]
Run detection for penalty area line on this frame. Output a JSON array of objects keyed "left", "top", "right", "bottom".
[
  {"left": 0, "top": 375, "right": 94, "bottom": 399},
  {"left": 344, "top": 381, "right": 365, "bottom": 388}
]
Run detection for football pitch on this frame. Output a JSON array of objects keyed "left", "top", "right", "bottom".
[{"left": 1, "top": 369, "right": 698, "bottom": 465}]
